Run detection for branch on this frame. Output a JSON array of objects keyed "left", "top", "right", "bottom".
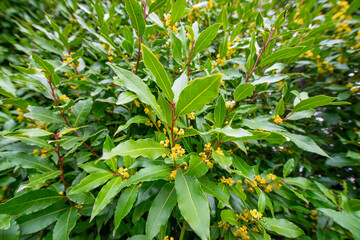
[{"left": 245, "top": 27, "right": 276, "bottom": 83}]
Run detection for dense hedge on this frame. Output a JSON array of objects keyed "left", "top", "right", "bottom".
[{"left": 0, "top": 0, "right": 359, "bottom": 239}]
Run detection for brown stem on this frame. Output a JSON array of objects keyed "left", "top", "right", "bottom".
[
  {"left": 46, "top": 76, "right": 100, "bottom": 158},
  {"left": 134, "top": 36, "right": 142, "bottom": 75},
  {"left": 54, "top": 134, "right": 67, "bottom": 190},
  {"left": 245, "top": 27, "right": 276, "bottom": 83},
  {"left": 187, "top": 41, "right": 195, "bottom": 78}
]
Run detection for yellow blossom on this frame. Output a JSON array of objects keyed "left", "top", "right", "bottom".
[
  {"left": 273, "top": 115, "right": 283, "bottom": 124},
  {"left": 60, "top": 95, "right": 70, "bottom": 101},
  {"left": 187, "top": 112, "right": 196, "bottom": 120},
  {"left": 215, "top": 147, "right": 224, "bottom": 156}
]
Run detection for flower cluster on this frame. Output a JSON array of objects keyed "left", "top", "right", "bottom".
[
  {"left": 187, "top": 112, "right": 196, "bottom": 120},
  {"left": 273, "top": 115, "right": 283, "bottom": 124},
  {"left": 242, "top": 174, "right": 281, "bottom": 193},
  {"left": 168, "top": 170, "right": 177, "bottom": 180},
  {"left": 198, "top": 142, "right": 214, "bottom": 168},
  {"left": 220, "top": 176, "right": 234, "bottom": 186},
  {"left": 117, "top": 167, "right": 130, "bottom": 179},
  {"left": 218, "top": 220, "right": 230, "bottom": 230}
]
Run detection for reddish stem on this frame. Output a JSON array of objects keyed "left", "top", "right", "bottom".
[{"left": 245, "top": 27, "right": 276, "bottom": 83}]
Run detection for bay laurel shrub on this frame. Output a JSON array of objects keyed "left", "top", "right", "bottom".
[{"left": 0, "top": 0, "right": 360, "bottom": 239}]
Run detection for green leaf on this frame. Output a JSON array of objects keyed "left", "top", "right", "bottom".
[
  {"left": 79, "top": 161, "right": 112, "bottom": 174},
  {"left": 170, "top": 0, "right": 186, "bottom": 25},
  {"left": 258, "top": 192, "right": 266, "bottom": 213},
  {"left": 198, "top": 176, "right": 230, "bottom": 206},
  {"left": 16, "top": 204, "right": 68, "bottom": 234},
  {"left": 278, "top": 132, "right": 328, "bottom": 157},
  {"left": 348, "top": 199, "right": 360, "bottom": 211},
  {"left": 283, "top": 177, "right": 313, "bottom": 189},
  {"left": 23, "top": 170, "right": 62, "bottom": 189},
  {"left": 186, "top": 155, "right": 209, "bottom": 178},
  {"left": 124, "top": 0, "right": 145, "bottom": 37},
  {"left": 146, "top": 183, "right": 177, "bottom": 240},
  {"left": 315, "top": 182, "right": 337, "bottom": 205},
  {"left": 24, "top": 106, "right": 64, "bottom": 124},
  {"left": 53, "top": 207, "right": 79, "bottom": 240},
  {"left": 109, "top": 63, "right": 167, "bottom": 122},
  {"left": 67, "top": 192, "right": 95, "bottom": 205},
  {"left": 252, "top": 74, "right": 288, "bottom": 85},
  {"left": 234, "top": 83, "right": 255, "bottom": 101},
  {"left": 102, "top": 139, "right": 169, "bottom": 160},
  {"left": 114, "top": 115, "right": 148, "bottom": 136},
  {"left": 141, "top": 44, "right": 174, "bottom": 102},
  {"left": 0, "top": 221, "right": 19, "bottom": 240},
  {"left": 283, "top": 158, "right": 294, "bottom": 177},
  {"left": 116, "top": 91, "right": 137, "bottom": 105},
  {"left": 70, "top": 98, "right": 93, "bottom": 126},
  {"left": 91, "top": 177, "right": 123, "bottom": 220},
  {"left": 293, "top": 95, "right": 336, "bottom": 112},
  {"left": 247, "top": 32, "right": 256, "bottom": 71},
  {"left": 205, "top": 126, "right": 252, "bottom": 139},
  {"left": 346, "top": 0, "right": 360, "bottom": 15},
  {"left": 263, "top": 217, "right": 304, "bottom": 238},
  {"left": 259, "top": 46, "right": 304, "bottom": 67},
  {"left": 175, "top": 169, "right": 210, "bottom": 240},
  {"left": 212, "top": 147, "right": 232, "bottom": 170},
  {"left": 214, "top": 95, "right": 226, "bottom": 128},
  {"left": 232, "top": 155, "right": 255, "bottom": 179},
  {"left": 149, "top": 0, "right": 167, "bottom": 13},
  {"left": 275, "top": 98, "right": 285, "bottom": 117},
  {"left": 103, "top": 135, "right": 118, "bottom": 171},
  {"left": 319, "top": 208, "right": 360, "bottom": 239},
  {"left": 176, "top": 73, "right": 222, "bottom": 116},
  {"left": 221, "top": 210, "right": 238, "bottom": 226},
  {"left": 170, "top": 31, "right": 183, "bottom": 64},
  {"left": 171, "top": 72, "right": 187, "bottom": 103},
  {"left": 114, "top": 185, "right": 139, "bottom": 234},
  {"left": 0, "top": 189, "right": 64, "bottom": 215},
  {"left": 32, "top": 54, "right": 60, "bottom": 86},
  {"left": 6, "top": 136, "right": 52, "bottom": 149},
  {"left": 0, "top": 152, "right": 56, "bottom": 172},
  {"left": 91, "top": 166, "right": 171, "bottom": 219},
  {"left": 69, "top": 173, "right": 114, "bottom": 194},
  {"left": 0, "top": 214, "right": 11, "bottom": 230},
  {"left": 192, "top": 24, "right": 220, "bottom": 55}
]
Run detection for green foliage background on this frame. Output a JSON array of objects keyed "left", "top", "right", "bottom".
[{"left": 0, "top": 0, "right": 360, "bottom": 239}]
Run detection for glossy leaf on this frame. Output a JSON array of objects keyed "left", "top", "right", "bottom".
[
  {"left": 192, "top": 24, "right": 220, "bottom": 55},
  {"left": 293, "top": 95, "right": 336, "bottom": 112},
  {"left": 0, "top": 189, "right": 64, "bottom": 215},
  {"left": 114, "top": 185, "right": 139, "bottom": 234},
  {"left": 175, "top": 169, "right": 210, "bottom": 240},
  {"left": 124, "top": 0, "right": 145, "bottom": 37},
  {"left": 176, "top": 73, "right": 222, "bottom": 116},
  {"left": 16, "top": 204, "right": 68, "bottom": 234},
  {"left": 142, "top": 44, "right": 174, "bottom": 102},
  {"left": 24, "top": 106, "right": 64, "bottom": 124},
  {"left": 69, "top": 173, "right": 114, "bottom": 194},
  {"left": 170, "top": 0, "right": 186, "bottom": 24},
  {"left": 234, "top": 83, "right": 255, "bottom": 101},
  {"left": 263, "top": 217, "right": 304, "bottom": 238},
  {"left": 146, "top": 183, "right": 177, "bottom": 240},
  {"left": 259, "top": 46, "right": 304, "bottom": 67},
  {"left": 214, "top": 95, "right": 226, "bottom": 128},
  {"left": 53, "top": 207, "right": 79, "bottom": 240},
  {"left": 114, "top": 115, "right": 148, "bottom": 136},
  {"left": 102, "top": 139, "right": 169, "bottom": 160},
  {"left": 109, "top": 63, "right": 167, "bottom": 122},
  {"left": 70, "top": 98, "right": 93, "bottom": 126}
]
